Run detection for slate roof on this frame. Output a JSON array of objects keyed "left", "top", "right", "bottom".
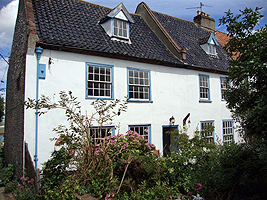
[
  {"left": 153, "top": 12, "right": 230, "bottom": 72},
  {"left": 31, "top": 0, "right": 229, "bottom": 73},
  {"left": 32, "top": 0, "right": 181, "bottom": 65}
]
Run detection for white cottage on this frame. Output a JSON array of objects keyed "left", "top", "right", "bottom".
[{"left": 5, "top": 0, "right": 239, "bottom": 177}]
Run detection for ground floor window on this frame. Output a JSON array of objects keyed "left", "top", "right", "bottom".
[
  {"left": 128, "top": 125, "right": 151, "bottom": 142},
  {"left": 222, "top": 120, "right": 234, "bottom": 145},
  {"left": 200, "top": 121, "right": 214, "bottom": 143},
  {"left": 90, "top": 126, "right": 114, "bottom": 143}
]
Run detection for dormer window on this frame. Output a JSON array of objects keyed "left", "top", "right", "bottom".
[
  {"left": 208, "top": 43, "right": 216, "bottom": 55},
  {"left": 99, "top": 3, "right": 134, "bottom": 42},
  {"left": 113, "top": 19, "right": 128, "bottom": 38},
  {"left": 200, "top": 33, "right": 219, "bottom": 56}
]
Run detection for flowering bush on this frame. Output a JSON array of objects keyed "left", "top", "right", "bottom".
[{"left": 12, "top": 176, "right": 39, "bottom": 200}]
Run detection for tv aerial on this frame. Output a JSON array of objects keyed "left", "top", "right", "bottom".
[{"left": 186, "top": 2, "right": 213, "bottom": 11}]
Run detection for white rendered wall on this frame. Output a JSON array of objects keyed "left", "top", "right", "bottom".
[{"left": 24, "top": 49, "right": 240, "bottom": 168}]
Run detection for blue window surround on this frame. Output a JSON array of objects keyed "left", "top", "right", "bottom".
[
  {"left": 208, "top": 33, "right": 219, "bottom": 45},
  {"left": 162, "top": 125, "right": 179, "bottom": 152},
  {"left": 199, "top": 74, "right": 211, "bottom": 103},
  {"left": 90, "top": 126, "right": 115, "bottom": 136},
  {"left": 200, "top": 120, "right": 215, "bottom": 142},
  {"left": 220, "top": 76, "right": 227, "bottom": 101},
  {"left": 85, "top": 62, "right": 114, "bottom": 100},
  {"left": 111, "top": 18, "right": 130, "bottom": 40},
  {"left": 222, "top": 120, "right": 234, "bottom": 143},
  {"left": 127, "top": 67, "right": 152, "bottom": 103},
  {"left": 128, "top": 124, "right": 151, "bottom": 143}
]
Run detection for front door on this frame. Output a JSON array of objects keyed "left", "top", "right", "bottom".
[{"left": 162, "top": 126, "right": 179, "bottom": 157}]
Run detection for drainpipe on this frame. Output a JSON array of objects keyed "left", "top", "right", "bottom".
[{"left": 34, "top": 47, "right": 43, "bottom": 169}]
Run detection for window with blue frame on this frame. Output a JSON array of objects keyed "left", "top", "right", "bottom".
[
  {"left": 86, "top": 63, "right": 113, "bottom": 99},
  {"left": 128, "top": 68, "right": 151, "bottom": 101},
  {"left": 222, "top": 120, "right": 234, "bottom": 145},
  {"left": 199, "top": 74, "right": 210, "bottom": 101},
  {"left": 129, "top": 125, "right": 151, "bottom": 142},
  {"left": 90, "top": 126, "right": 114, "bottom": 144},
  {"left": 220, "top": 77, "right": 227, "bottom": 101},
  {"left": 200, "top": 121, "right": 214, "bottom": 143}
]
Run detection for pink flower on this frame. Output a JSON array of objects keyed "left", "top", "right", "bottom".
[
  {"left": 195, "top": 182, "right": 203, "bottom": 191},
  {"left": 20, "top": 176, "right": 25, "bottom": 181},
  {"left": 188, "top": 191, "right": 192, "bottom": 196},
  {"left": 169, "top": 195, "right": 173, "bottom": 199}
]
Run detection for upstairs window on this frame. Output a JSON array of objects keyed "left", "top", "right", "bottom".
[
  {"left": 199, "top": 74, "right": 210, "bottom": 101},
  {"left": 199, "top": 33, "right": 219, "bottom": 56},
  {"left": 113, "top": 19, "right": 128, "bottom": 38},
  {"left": 86, "top": 63, "right": 113, "bottom": 99},
  {"left": 208, "top": 44, "right": 216, "bottom": 55},
  {"left": 128, "top": 68, "right": 151, "bottom": 102},
  {"left": 220, "top": 77, "right": 227, "bottom": 101}
]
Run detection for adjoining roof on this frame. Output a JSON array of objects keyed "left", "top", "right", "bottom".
[
  {"left": 153, "top": 11, "right": 230, "bottom": 72},
  {"left": 32, "top": 0, "right": 181, "bottom": 65},
  {"left": 216, "top": 31, "right": 239, "bottom": 60},
  {"left": 29, "top": 0, "right": 229, "bottom": 73}
]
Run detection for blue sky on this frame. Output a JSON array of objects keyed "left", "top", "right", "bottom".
[{"left": 0, "top": 0, "right": 266, "bottom": 97}]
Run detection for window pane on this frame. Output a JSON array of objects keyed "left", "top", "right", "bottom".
[
  {"left": 100, "top": 75, "right": 105, "bottom": 81},
  {"left": 94, "top": 74, "right": 99, "bottom": 81},
  {"left": 123, "top": 30, "right": 127, "bottom": 37}
]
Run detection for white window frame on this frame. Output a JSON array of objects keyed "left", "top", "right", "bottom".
[
  {"left": 90, "top": 126, "right": 114, "bottom": 144},
  {"left": 200, "top": 121, "right": 215, "bottom": 143},
  {"left": 220, "top": 77, "right": 227, "bottom": 101},
  {"left": 128, "top": 68, "right": 151, "bottom": 102},
  {"left": 86, "top": 63, "right": 113, "bottom": 99},
  {"left": 208, "top": 44, "right": 217, "bottom": 55},
  {"left": 129, "top": 124, "right": 151, "bottom": 143},
  {"left": 222, "top": 120, "right": 234, "bottom": 145},
  {"left": 199, "top": 74, "right": 211, "bottom": 102},
  {"left": 113, "top": 19, "right": 129, "bottom": 39}
]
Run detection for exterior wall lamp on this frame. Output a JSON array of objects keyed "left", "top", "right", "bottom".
[{"left": 169, "top": 116, "right": 175, "bottom": 125}]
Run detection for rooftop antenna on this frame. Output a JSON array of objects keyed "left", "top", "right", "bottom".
[{"left": 186, "top": 2, "right": 213, "bottom": 12}]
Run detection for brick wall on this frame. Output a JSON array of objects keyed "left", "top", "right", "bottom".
[{"left": 4, "top": 0, "right": 29, "bottom": 178}]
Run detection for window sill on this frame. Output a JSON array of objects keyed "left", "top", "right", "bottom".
[
  {"left": 127, "top": 99, "right": 153, "bottom": 103},
  {"left": 199, "top": 99, "right": 212, "bottom": 103},
  {"left": 86, "top": 97, "right": 114, "bottom": 100}
]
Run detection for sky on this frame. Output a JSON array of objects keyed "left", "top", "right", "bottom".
[{"left": 0, "top": 0, "right": 266, "bottom": 97}]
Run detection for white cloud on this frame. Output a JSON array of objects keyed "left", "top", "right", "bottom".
[
  {"left": 0, "top": 0, "right": 18, "bottom": 49},
  {"left": 0, "top": 58, "right": 8, "bottom": 94}
]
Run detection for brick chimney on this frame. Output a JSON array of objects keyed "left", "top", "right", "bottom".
[{"left": 194, "top": 10, "right": 215, "bottom": 32}]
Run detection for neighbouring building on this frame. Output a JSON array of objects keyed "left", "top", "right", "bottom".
[{"left": 5, "top": 0, "right": 240, "bottom": 177}]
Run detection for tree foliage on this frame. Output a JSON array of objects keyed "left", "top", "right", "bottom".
[{"left": 219, "top": 8, "right": 267, "bottom": 141}]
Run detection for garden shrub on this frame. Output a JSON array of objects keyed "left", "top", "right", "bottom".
[{"left": 25, "top": 91, "right": 267, "bottom": 200}]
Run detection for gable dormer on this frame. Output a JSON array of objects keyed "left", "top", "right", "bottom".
[
  {"left": 200, "top": 33, "right": 219, "bottom": 56},
  {"left": 100, "top": 3, "right": 134, "bottom": 40}
]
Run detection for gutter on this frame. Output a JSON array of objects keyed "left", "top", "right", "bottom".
[{"left": 34, "top": 47, "right": 43, "bottom": 169}]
